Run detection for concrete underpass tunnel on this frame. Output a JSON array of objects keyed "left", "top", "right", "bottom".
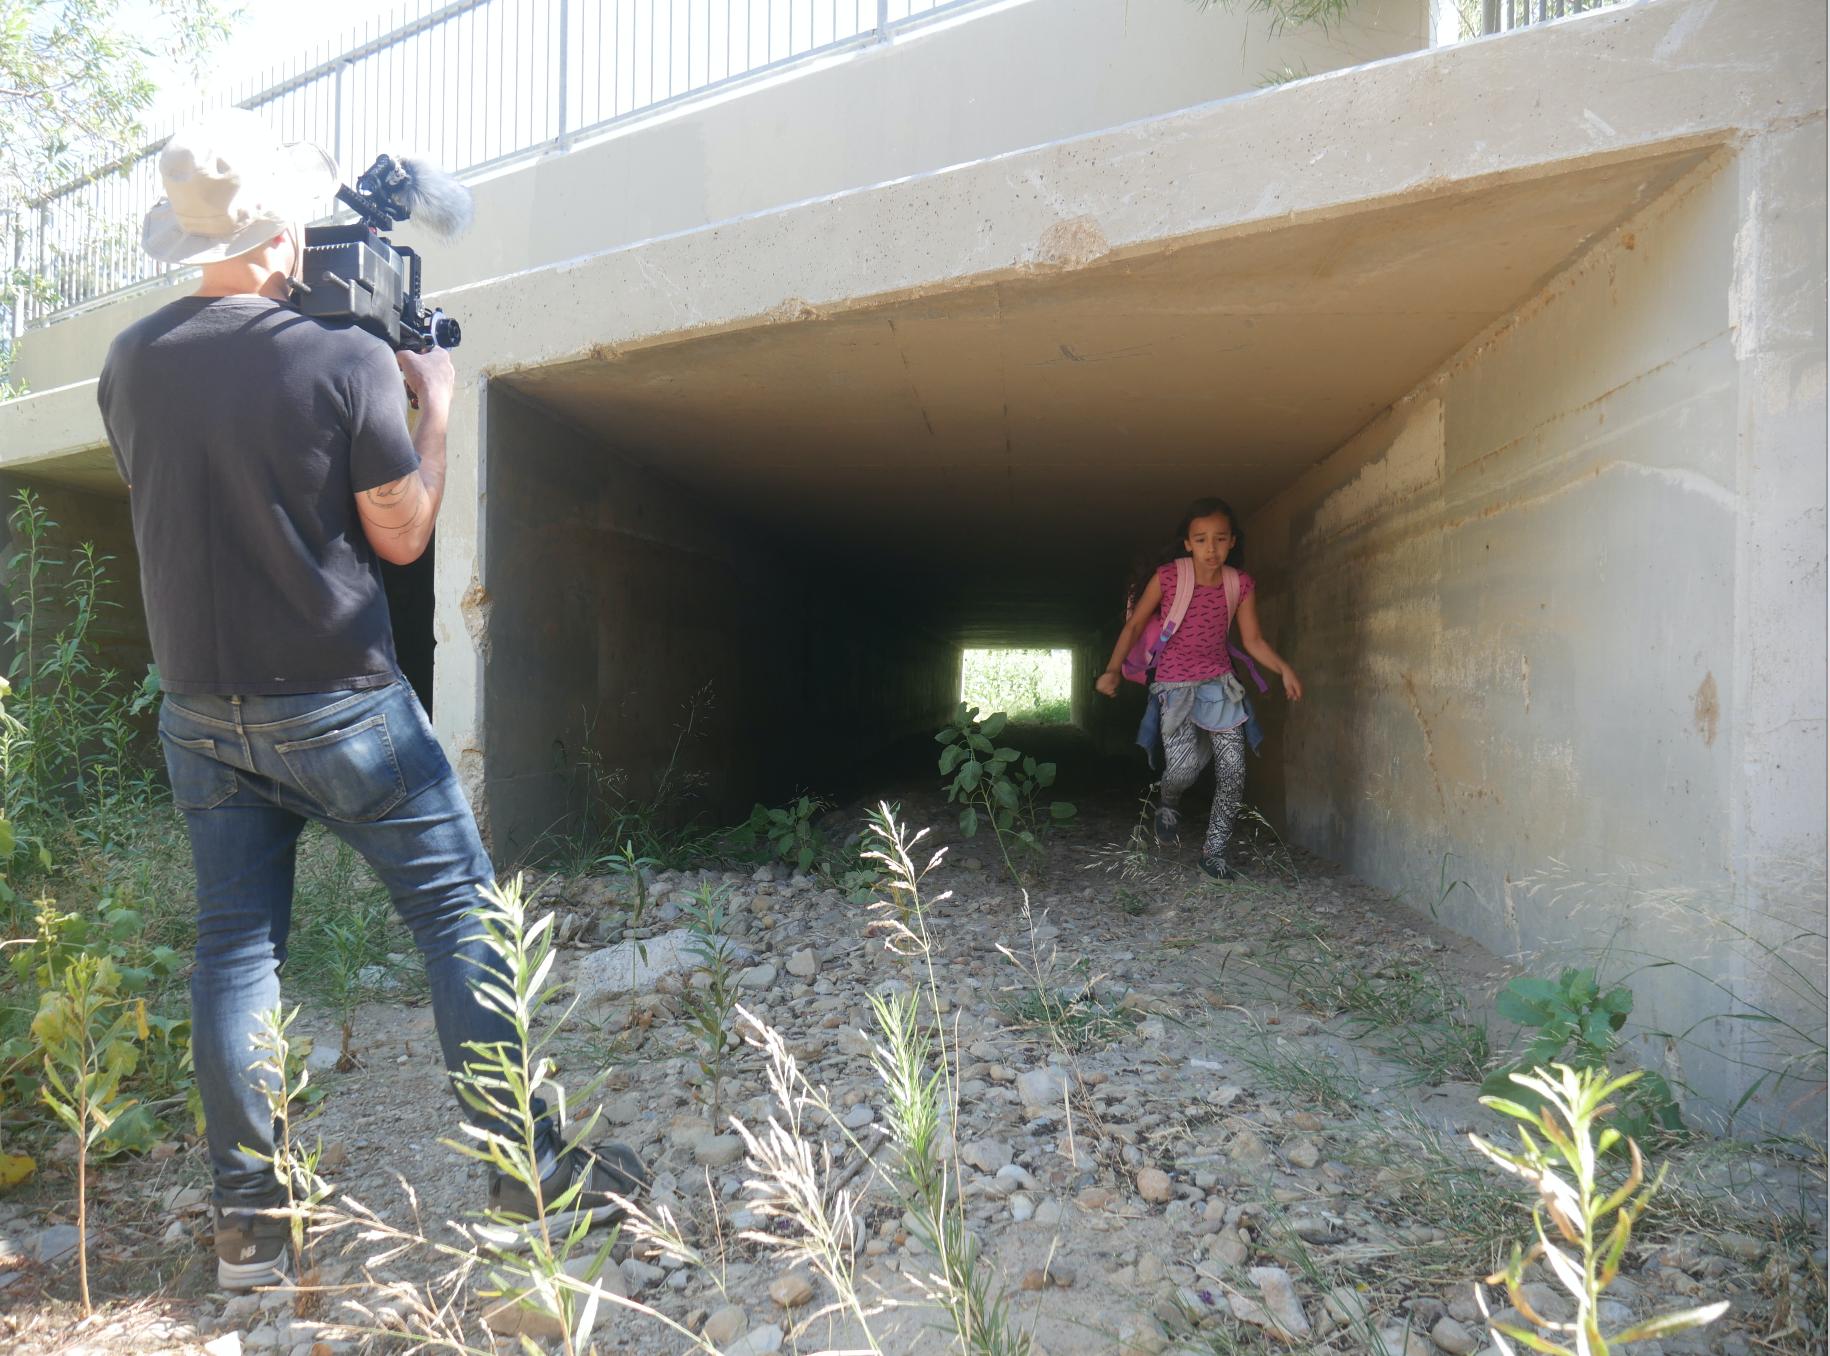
[{"left": 477, "top": 146, "right": 1717, "bottom": 859}]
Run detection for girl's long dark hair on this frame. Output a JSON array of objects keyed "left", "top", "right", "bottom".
[{"left": 1125, "top": 497, "right": 1244, "bottom": 610}]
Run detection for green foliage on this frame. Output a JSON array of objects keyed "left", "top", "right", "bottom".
[
  {"left": 1483, "top": 969, "right": 1682, "bottom": 1141},
  {"left": 31, "top": 948, "right": 148, "bottom": 1312},
  {"left": 958, "top": 648, "right": 1072, "bottom": 726},
  {"left": 2, "top": 897, "right": 192, "bottom": 1154},
  {"left": 2, "top": 490, "right": 161, "bottom": 849},
  {"left": 936, "top": 703, "right": 1075, "bottom": 885},
  {"left": 445, "top": 876, "right": 624, "bottom": 1354},
  {"left": 2, "top": 0, "right": 236, "bottom": 386},
  {"left": 743, "top": 794, "right": 826, "bottom": 874},
  {"left": 547, "top": 683, "right": 724, "bottom": 871},
  {"left": 678, "top": 883, "right": 740, "bottom": 1126},
  {"left": 1471, "top": 1064, "right": 1729, "bottom": 1356}
]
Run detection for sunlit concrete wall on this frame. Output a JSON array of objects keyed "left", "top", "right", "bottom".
[
  {"left": 1247, "top": 134, "right": 1828, "bottom": 1128},
  {"left": 5, "top": 0, "right": 1429, "bottom": 394}
]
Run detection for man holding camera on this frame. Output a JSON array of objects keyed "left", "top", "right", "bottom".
[{"left": 96, "top": 112, "right": 645, "bottom": 1292}]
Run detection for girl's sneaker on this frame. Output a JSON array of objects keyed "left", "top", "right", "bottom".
[
  {"left": 1154, "top": 807, "right": 1182, "bottom": 847},
  {"left": 214, "top": 1199, "right": 291, "bottom": 1292},
  {"left": 1199, "top": 855, "right": 1236, "bottom": 881}
]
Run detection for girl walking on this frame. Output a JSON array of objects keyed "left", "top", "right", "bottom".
[{"left": 1095, "top": 498, "right": 1303, "bottom": 878}]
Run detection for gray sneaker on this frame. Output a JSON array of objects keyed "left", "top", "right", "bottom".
[
  {"left": 488, "top": 1141, "right": 650, "bottom": 1234},
  {"left": 214, "top": 1200, "right": 292, "bottom": 1292},
  {"left": 1154, "top": 807, "right": 1182, "bottom": 847}
]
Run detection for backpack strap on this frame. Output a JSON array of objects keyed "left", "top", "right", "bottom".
[
  {"left": 1223, "top": 565, "right": 1270, "bottom": 694},
  {"left": 1165, "top": 558, "right": 1195, "bottom": 634}
]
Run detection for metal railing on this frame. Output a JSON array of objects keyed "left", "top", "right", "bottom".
[
  {"left": 1477, "top": 0, "right": 1622, "bottom": 35},
  {"left": 3, "top": 0, "right": 973, "bottom": 338}
]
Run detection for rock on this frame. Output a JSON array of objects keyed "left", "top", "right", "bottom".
[
  {"left": 961, "top": 1139, "right": 1014, "bottom": 1174},
  {"left": 1518, "top": 1283, "right": 1573, "bottom": 1322},
  {"left": 1377, "top": 1326, "right": 1435, "bottom": 1356},
  {"left": 1315, "top": 1287, "right": 1364, "bottom": 1324},
  {"left": 769, "top": 1270, "right": 815, "bottom": 1309},
  {"left": 222, "top": 1295, "right": 262, "bottom": 1326},
  {"left": 163, "top": 1185, "right": 209, "bottom": 1211},
  {"left": 1117, "top": 1320, "right": 1168, "bottom": 1355},
  {"left": 1240, "top": 1266, "right": 1309, "bottom": 1338},
  {"left": 1432, "top": 1316, "right": 1478, "bottom": 1355},
  {"left": 695, "top": 1134, "right": 744, "bottom": 1167},
  {"left": 1034, "top": 1198, "right": 1063, "bottom": 1225},
  {"left": 559, "top": 1251, "right": 625, "bottom": 1288},
  {"left": 1017, "top": 1066, "right": 1070, "bottom": 1108},
  {"left": 1283, "top": 1137, "right": 1321, "bottom": 1170},
  {"left": 575, "top": 930, "right": 701, "bottom": 1002},
  {"left": 1229, "top": 1129, "right": 1271, "bottom": 1168},
  {"left": 842, "top": 1104, "right": 874, "bottom": 1130},
  {"left": 704, "top": 1304, "right": 747, "bottom": 1345},
  {"left": 30, "top": 1224, "right": 79, "bottom": 1264},
  {"left": 204, "top": 1337, "right": 244, "bottom": 1356},
  {"left": 482, "top": 1293, "right": 566, "bottom": 1341},
  {"left": 605, "top": 1094, "right": 642, "bottom": 1124},
  {"left": 740, "top": 963, "right": 778, "bottom": 989},
  {"left": 1208, "top": 1231, "right": 1248, "bottom": 1267},
  {"left": 1136, "top": 1168, "right": 1172, "bottom": 1203},
  {"left": 787, "top": 949, "right": 819, "bottom": 978},
  {"left": 1010, "top": 1194, "right": 1035, "bottom": 1222},
  {"left": 726, "top": 1324, "right": 784, "bottom": 1356},
  {"left": 1716, "top": 1231, "right": 1764, "bottom": 1262},
  {"left": 1137, "top": 1253, "right": 1167, "bottom": 1285},
  {"left": 621, "top": 1257, "right": 665, "bottom": 1289}
]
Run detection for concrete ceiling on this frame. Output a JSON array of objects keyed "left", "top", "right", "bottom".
[{"left": 502, "top": 146, "right": 1710, "bottom": 640}]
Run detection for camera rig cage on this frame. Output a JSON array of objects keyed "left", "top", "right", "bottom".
[{"left": 293, "top": 154, "right": 468, "bottom": 352}]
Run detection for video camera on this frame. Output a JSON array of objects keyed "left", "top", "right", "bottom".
[{"left": 293, "top": 154, "right": 471, "bottom": 352}]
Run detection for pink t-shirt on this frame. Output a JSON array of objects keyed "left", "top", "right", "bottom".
[{"left": 1155, "top": 561, "right": 1254, "bottom": 683}]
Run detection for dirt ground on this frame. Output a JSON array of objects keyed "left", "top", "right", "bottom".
[{"left": 1, "top": 772, "right": 1822, "bottom": 1356}]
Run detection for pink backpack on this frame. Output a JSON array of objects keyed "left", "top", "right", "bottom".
[{"left": 1121, "top": 559, "right": 1244, "bottom": 685}]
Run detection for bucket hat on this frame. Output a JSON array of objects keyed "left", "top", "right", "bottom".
[{"left": 142, "top": 109, "right": 339, "bottom": 265}]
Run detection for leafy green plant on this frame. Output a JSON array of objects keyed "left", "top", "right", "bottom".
[
  {"left": 246, "top": 1005, "right": 333, "bottom": 1276},
  {"left": 679, "top": 884, "right": 740, "bottom": 1126},
  {"left": 32, "top": 950, "right": 147, "bottom": 1314},
  {"left": 446, "top": 875, "right": 627, "bottom": 1355},
  {"left": 1483, "top": 969, "right": 1682, "bottom": 1140},
  {"left": 742, "top": 794, "right": 827, "bottom": 875},
  {"left": 2, "top": 898, "right": 191, "bottom": 1152},
  {"left": 2, "top": 491, "right": 160, "bottom": 849},
  {"left": 1470, "top": 1064, "right": 1728, "bottom": 1356},
  {"left": 936, "top": 703, "right": 1075, "bottom": 885}
]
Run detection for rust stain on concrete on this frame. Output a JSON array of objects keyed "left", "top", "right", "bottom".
[
  {"left": 1401, "top": 672, "right": 1449, "bottom": 813},
  {"left": 1036, "top": 215, "right": 1110, "bottom": 270},
  {"left": 1694, "top": 671, "right": 1719, "bottom": 745},
  {"left": 462, "top": 578, "right": 493, "bottom": 659}
]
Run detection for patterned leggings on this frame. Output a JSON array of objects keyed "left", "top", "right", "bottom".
[{"left": 1159, "top": 720, "right": 1247, "bottom": 863}]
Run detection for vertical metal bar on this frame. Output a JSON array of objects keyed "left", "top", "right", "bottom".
[
  {"left": 558, "top": 0, "right": 570, "bottom": 148},
  {"left": 876, "top": 0, "right": 887, "bottom": 41}
]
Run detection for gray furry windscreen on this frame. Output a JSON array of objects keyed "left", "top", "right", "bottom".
[{"left": 397, "top": 158, "right": 474, "bottom": 239}]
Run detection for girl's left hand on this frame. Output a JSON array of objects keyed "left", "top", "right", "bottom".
[{"left": 1282, "top": 669, "right": 1304, "bottom": 702}]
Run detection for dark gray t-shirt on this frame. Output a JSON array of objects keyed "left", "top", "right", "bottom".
[{"left": 98, "top": 295, "right": 420, "bottom": 695}]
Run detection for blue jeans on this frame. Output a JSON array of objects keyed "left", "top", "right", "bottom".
[{"left": 158, "top": 680, "right": 553, "bottom": 1208}]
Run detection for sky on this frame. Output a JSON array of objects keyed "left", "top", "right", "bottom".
[{"left": 141, "top": 0, "right": 401, "bottom": 127}]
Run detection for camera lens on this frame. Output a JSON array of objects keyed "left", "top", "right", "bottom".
[{"left": 435, "top": 316, "right": 462, "bottom": 349}]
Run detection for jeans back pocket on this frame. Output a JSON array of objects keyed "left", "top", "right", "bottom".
[
  {"left": 160, "top": 732, "right": 240, "bottom": 811},
  {"left": 275, "top": 715, "right": 408, "bottom": 823}
]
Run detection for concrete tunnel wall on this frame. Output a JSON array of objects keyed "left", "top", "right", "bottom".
[
  {"left": 1246, "top": 144, "right": 1827, "bottom": 1130},
  {"left": 481, "top": 386, "right": 963, "bottom": 857}
]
